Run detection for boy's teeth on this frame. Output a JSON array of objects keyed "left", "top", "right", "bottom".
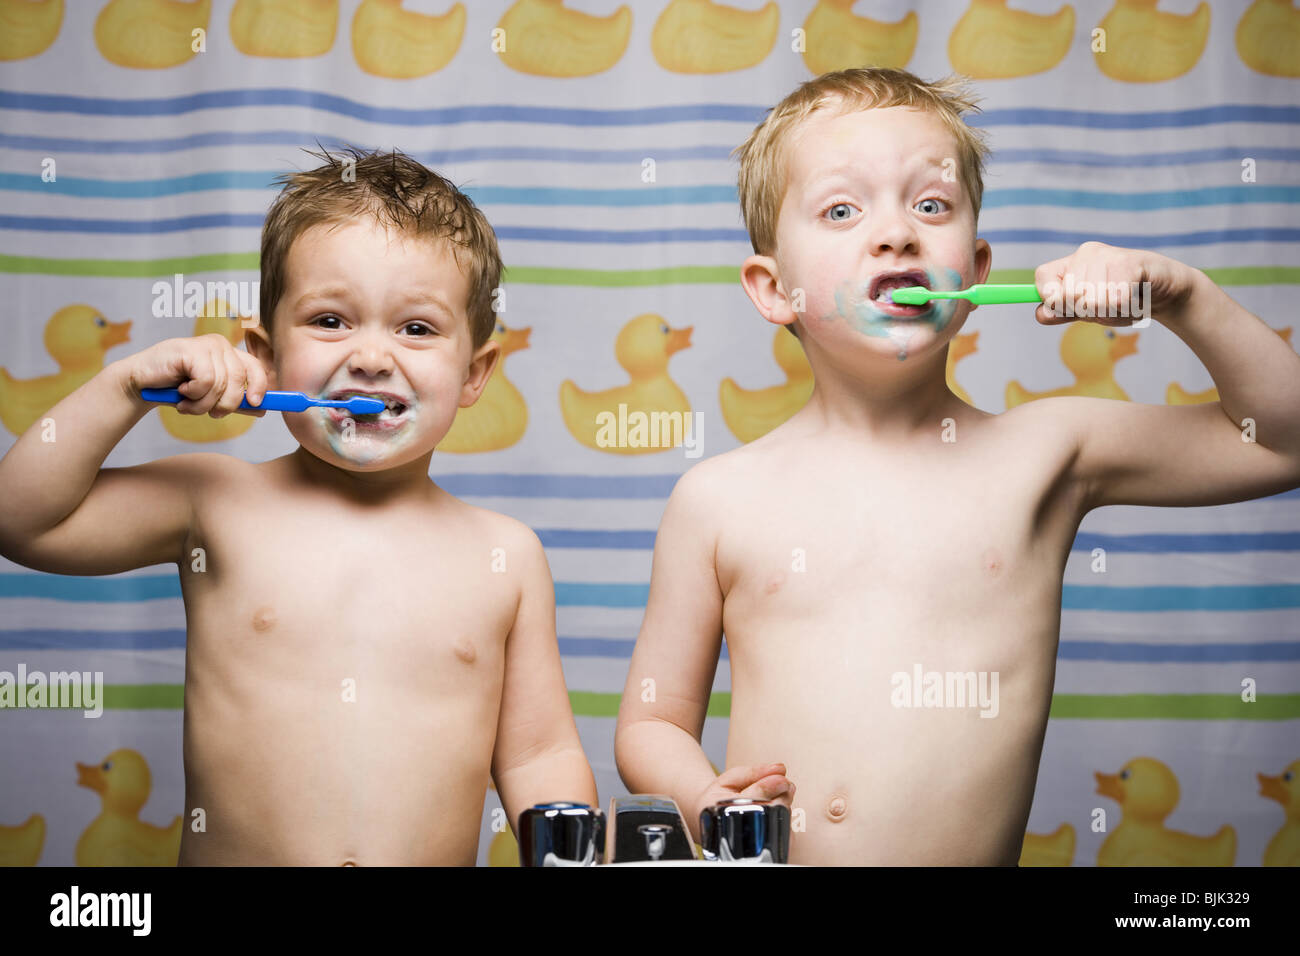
[
  {"left": 338, "top": 394, "right": 406, "bottom": 418},
  {"left": 874, "top": 278, "right": 925, "bottom": 302}
]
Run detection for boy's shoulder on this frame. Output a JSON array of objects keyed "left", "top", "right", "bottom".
[
  {"left": 130, "top": 450, "right": 254, "bottom": 484},
  {"left": 667, "top": 429, "right": 787, "bottom": 510},
  {"left": 435, "top": 488, "right": 545, "bottom": 554},
  {"left": 674, "top": 399, "right": 1052, "bottom": 496},
  {"left": 695, "top": 414, "right": 818, "bottom": 478}
]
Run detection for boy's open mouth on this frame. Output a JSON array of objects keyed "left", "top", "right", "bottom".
[
  {"left": 867, "top": 270, "right": 931, "bottom": 319},
  {"left": 324, "top": 389, "right": 412, "bottom": 427}
]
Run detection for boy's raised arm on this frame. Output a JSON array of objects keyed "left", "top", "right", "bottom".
[
  {"left": 614, "top": 465, "right": 792, "bottom": 844},
  {"left": 1030, "top": 246, "right": 1300, "bottom": 512},
  {"left": 0, "top": 336, "right": 264, "bottom": 574}
]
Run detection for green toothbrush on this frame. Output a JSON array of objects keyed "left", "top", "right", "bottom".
[{"left": 891, "top": 283, "right": 1041, "bottom": 306}]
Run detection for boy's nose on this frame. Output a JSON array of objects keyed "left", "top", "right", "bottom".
[
  {"left": 865, "top": 207, "right": 921, "bottom": 256},
  {"left": 346, "top": 331, "right": 396, "bottom": 375}
]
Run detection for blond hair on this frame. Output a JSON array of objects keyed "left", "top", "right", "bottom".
[
  {"left": 259, "top": 146, "right": 503, "bottom": 349},
  {"left": 733, "top": 68, "right": 991, "bottom": 259}
]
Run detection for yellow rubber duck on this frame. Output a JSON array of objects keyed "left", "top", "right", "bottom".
[
  {"left": 801, "top": 0, "right": 916, "bottom": 75},
  {"left": 946, "top": 331, "right": 978, "bottom": 406},
  {"left": 496, "top": 0, "right": 631, "bottom": 78},
  {"left": 439, "top": 320, "right": 531, "bottom": 453},
  {"left": 719, "top": 328, "right": 812, "bottom": 443},
  {"left": 1095, "top": 757, "right": 1236, "bottom": 866},
  {"left": 489, "top": 826, "right": 520, "bottom": 867},
  {"left": 1166, "top": 327, "right": 1291, "bottom": 405},
  {"left": 0, "top": 815, "right": 45, "bottom": 866},
  {"left": 1005, "top": 323, "right": 1138, "bottom": 408},
  {"left": 1259, "top": 759, "right": 1300, "bottom": 867},
  {"left": 1237, "top": 0, "right": 1300, "bottom": 77},
  {"left": 230, "top": 0, "right": 337, "bottom": 59},
  {"left": 948, "top": 0, "right": 1074, "bottom": 79},
  {"left": 1094, "top": 0, "right": 1209, "bottom": 83},
  {"left": 560, "top": 313, "right": 692, "bottom": 454},
  {"left": 1164, "top": 381, "right": 1215, "bottom": 406},
  {"left": 352, "top": 0, "right": 464, "bottom": 78},
  {"left": 0, "top": 305, "right": 132, "bottom": 436},
  {"left": 94, "top": 0, "right": 211, "bottom": 69},
  {"left": 1019, "top": 823, "right": 1075, "bottom": 866},
  {"left": 484, "top": 775, "right": 519, "bottom": 866},
  {"left": 158, "top": 299, "right": 258, "bottom": 444},
  {"left": 75, "top": 749, "right": 182, "bottom": 867},
  {"left": 0, "top": 0, "right": 62, "bottom": 61},
  {"left": 652, "top": 0, "right": 778, "bottom": 74}
]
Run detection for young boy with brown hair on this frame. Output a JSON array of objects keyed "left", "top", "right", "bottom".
[
  {"left": 0, "top": 148, "right": 597, "bottom": 865},
  {"left": 614, "top": 69, "right": 1300, "bottom": 864}
]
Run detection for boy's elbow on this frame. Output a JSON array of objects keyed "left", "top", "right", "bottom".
[
  {"left": 0, "top": 501, "right": 36, "bottom": 559},
  {"left": 612, "top": 720, "right": 639, "bottom": 785},
  {"left": 613, "top": 714, "right": 665, "bottom": 790},
  {"left": 0, "top": 526, "right": 47, "bottom": 571},
  {"left": 0, "top": 534, "right": 69, "bottom": 576}
]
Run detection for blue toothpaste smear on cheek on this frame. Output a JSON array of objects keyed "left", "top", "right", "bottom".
[{"left": 926, "top": 268, "right": 963, "bottom": 334}]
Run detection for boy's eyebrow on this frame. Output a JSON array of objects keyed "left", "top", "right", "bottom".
[
  {"left": 808, "top": 154, "right": 952, "bottom": 186},
  {"left": 294, "top": 287, "right": 352, "bottom": 309},
  {"left": 800, "top": 156, "right": 967, "bottom": 202},
  {"left": 293, "top": 287, "right": 456, "bottom": 316},
  {"left": 396, "top": 289, "right": 457, "bottom": 316}
]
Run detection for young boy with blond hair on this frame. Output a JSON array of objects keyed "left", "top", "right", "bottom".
[
  {"left": 614, "top": 69, "right": 1300, "bottom": 864},
  {"left": 0, "top": 148, "right": 596, "bottom": 865}
]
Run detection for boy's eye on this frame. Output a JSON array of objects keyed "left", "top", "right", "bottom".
[
  {"left": 402, "top": 322, "right": 434, "bottom": 336},
  {"left": 312, "top": 314, "right": 343, "bottom": 329},
  {"left": 916, "top": 198, "right": 948, "bottom": 215},
  {"left": 824, "top": 202, "right": 857, "bottom": 222}
]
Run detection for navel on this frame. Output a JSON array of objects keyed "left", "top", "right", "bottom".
[
  {"left": 251, "top": 605, "right": 277, "bottom": 632},
  {"left": 825, "top": 793, "right": 849, "bottom": 823}
]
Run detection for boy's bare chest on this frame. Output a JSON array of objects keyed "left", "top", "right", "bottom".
[
  {"left": 716, "top": 441, "right": 1083, "bottom": 632},
  {"left": 180, "top": 496, "right": 516, "bottom": 670}
]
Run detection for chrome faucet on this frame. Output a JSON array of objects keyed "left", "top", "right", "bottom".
[
  {"left": 699, "top": 797, "right": 790, "bottom": 863},
  {"left": 605, "top": 796, "right": 697, "bottom": 862},
  {"left": 518, "top": 802, "right": 605, "bottom": 866}
]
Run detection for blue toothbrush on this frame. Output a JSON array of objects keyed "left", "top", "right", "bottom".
[{"left": 140, "top": 387, "right": 386, "bottom": 414}]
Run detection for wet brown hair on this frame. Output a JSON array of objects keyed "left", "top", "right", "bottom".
[{"left": 259, "top": 146, "right": 503, "bottom": 349}]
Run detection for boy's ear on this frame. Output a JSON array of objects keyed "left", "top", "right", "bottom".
[
  {"left": 968, "top": 239, "right": 993, "bottom": 313},
  {"left": 740, "top": 254, "right": 800, "bottom": 331},
  {"left": 458, "top": 339, "right": 501, "bottom": 408},
  {"left": 243, "top": 322, "right": 278, "bottom": 388}
]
